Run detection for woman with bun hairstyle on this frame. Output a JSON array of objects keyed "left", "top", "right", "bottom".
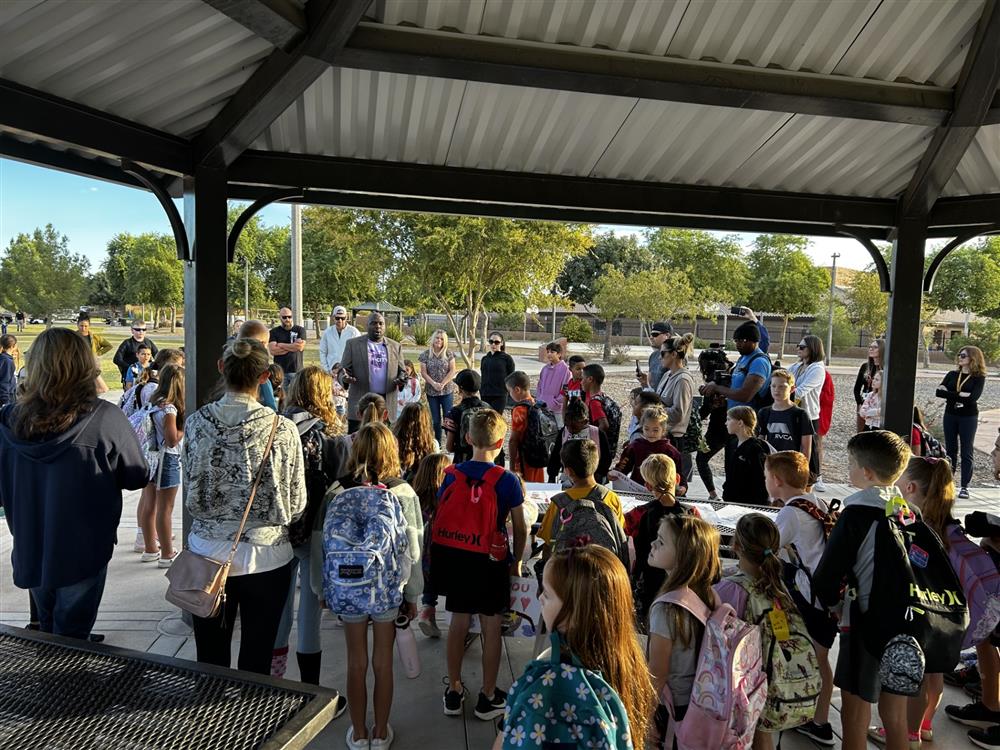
[
  {"left": 936, "top": 345, "right": 987, "bottom": 499},
  {"left": 656, "top": 332, "right": 697, "bottom": 482},
  {"left": 182, "top": 337, "right": 309, "bottom": 677}
]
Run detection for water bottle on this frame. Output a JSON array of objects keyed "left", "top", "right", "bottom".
[{"left": 395, "top": 614, "right": 421, "bottom": 679}]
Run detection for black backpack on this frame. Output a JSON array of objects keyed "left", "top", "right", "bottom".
[
  {"left": 455, "top": 397, "right": 491, "bottom": 463},
  {"left": 287, "top": 417, "right": 345, "bottom": 547},
  {"left": 517, "top": 400, "right": 560, "bottom": 468},
  {"left": 550, "top": 485, "right": 629, "bottom": 571},
  {"left": 863, "top": 499, "right": 968, "bottom": 675},
  {"left": 591, "top": 393, "right": 622, "bottom": 451},
  {"left": 914, "top": 423, "right": 947, "bottom": 459},
  {"left": 738, "top": 350, "right": 773, "bottom": 410}
]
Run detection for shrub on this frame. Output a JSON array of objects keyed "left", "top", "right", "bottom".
[
  {"left": 492, "top": 311, "right": 524, "bottom": 331},
  {"left": 411, "top": 322, "right": 431, "bottom": 347},
  {"left": 609, "top": 343, "right": 632, "bottom": 365},
  {"left": 945, "top": 321, "right": 1000, "bottom": 364},
  {"left": 561, "top": 315, "right": 592, "bottom": 343},
  {"left": 385, "top": 323, "right": 404, "bottom": 343}
]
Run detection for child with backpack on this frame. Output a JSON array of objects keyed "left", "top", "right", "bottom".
[
  {"left": 138, "top": 364, "right": 185, "bottom": 568},
  {"left": 911, "top": 406, "right": 946, "bottom": 459},
  {"left": 392, "top": 403, "right": 438, "bottom": 478},
  {"left": 431, "top": 409, "right": 528, "bottom": 721},
  {"left": 124, "top": 342, "right": 153, "bottom": 388},
  {"left": 537, "top": 439, "right": 627, "bottom": 565},
  {"left": 561, "top": 355, "right": 586, "bottom": 404},
  {"left": 724, "top": 406, "right": 771, "bottom": 505},
  {"left": 506, "top": 371, "right": 557, "bottom": 482},
  {"left": 412, "top": 452, "right": 451, "bottom": 639},
  {"left": 582, "top": 363, "right": 622, "bottom": 452},
  {"left": 647, "top": 513, "right": 766, "bottom": 749},
  {"left": 313, "top": 422, "right": 423, "bottom": 750},
  {"left": 444, "top": 369, "right": 491, "bottom": 465},
  {"left": 495, "top": 543, "right": 655, "bottom": 750},
  {"left": 630, "top": 455, "right": 689, "bottom": 625},
  {"left": 898, "top": 457, "right": 1000, "bottom": 749},
  {"left": 546, "top": 397, "right": 612, "bottom": 485},
  {"left": 812, "top": 430, "right": 938, "bottom": 750},
  {"left": 611, "top": 406, "right": 687, "bottom": 494},
  {"left": 537, "top": 341, "right": 571, "bottom": 429},
  {"left": 765, "top": 451, "right": 838, "bottom": 745},
  {"left": 715, "top": 513, "right": 822, "bottom": 749}
]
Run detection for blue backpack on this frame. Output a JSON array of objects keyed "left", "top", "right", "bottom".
[
  {"left": 321, "top": 483, "right": 410, "bottom": 616},
  {"left": 500, "top": 632, "right": 635, "bottom": 750}
]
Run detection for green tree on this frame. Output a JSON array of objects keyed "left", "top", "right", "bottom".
[
  {"left": 85, "top": 270, "right": 118, "bottom": 312},
  {"left": 228, "top": 205, "right": 286, "bottom": 317},
  {"left": 390, "top": 216, "right": 591, "bottom": 366},
  {"left": 556, "top": 231, "right": 653, "bottom": 307},
  {"left": 810, "top": 293, "right": 855, "bottom": 354},
  {"left": 123, "top": 233, "right": 184, "bottom": 331},
  {"left": 928, "top": 241, "right": 1000, "bottom": 316},
  {"left": 645, "top": 229, "right": 748, "bottom": 315},
  {"left": 944, "top": 319, "right": 1000, "bottom": 364},
  {"left": 0, "top": 225, "right": 89, "bottom": 322},
  {"left": 745, "top": 235, "right": 829, "bottom": 357},
  {"left": 845, "top": 269, "right": 889, "bottom": 337},
  {"left": 103, "top": 233, "right": 133, "bottom": 305},
  {"left": 592, "top": 266, "right": 696, "bottom": 362}
]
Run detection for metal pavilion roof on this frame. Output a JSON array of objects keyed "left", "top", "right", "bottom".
[{"left": 2, "top": 0, "right": 1000, "bottom": 236}]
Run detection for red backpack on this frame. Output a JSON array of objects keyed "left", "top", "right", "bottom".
[
  {"left": 431, "top": 465, "right": 506, "bottom": 555},
  {"left": 817, "top": 371, "right": 835, "bottom": 435}
]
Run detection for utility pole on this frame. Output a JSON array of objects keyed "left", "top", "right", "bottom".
[
  {"left": 826, "top": 253, "right": 839, "bottom": 365},
  {"left": 291, "top": 203, "right": 303, "bottom": 329},
  {"left": 244, "top": 255, "right": 250, "bottom": 321}
]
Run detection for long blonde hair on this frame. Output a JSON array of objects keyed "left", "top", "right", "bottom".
[
  {"left": 286, "top": 365, "right": 344, "bottom": 436},
  {"left": 658, "top": 514, "right": 721, "bottom": 648},
  {"left": 14, "top": 328, "right": 98, "bottom": 440},
  {"left": 429, "top": 328, "right": 449, "bottom": 358},
  {"left": 347, "top": 422, "right": 401, "bottom": 484},
  {"left": 546, "top": 545, "right": 655, "bottom": 746}
]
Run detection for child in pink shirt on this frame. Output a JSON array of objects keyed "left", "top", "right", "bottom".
[{"left": 537, "top": 342, "right": 571, "bottom": 428}]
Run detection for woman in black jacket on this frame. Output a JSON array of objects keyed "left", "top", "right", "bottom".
[
  {"left": 854, "top": 339, "right": 883, "bottom": 433},
  {"left": 479, "top": 331, "right": 515, "bottom": 413},
  {"left": 937, "top": 345, "right": 987, "bottom": 498}
]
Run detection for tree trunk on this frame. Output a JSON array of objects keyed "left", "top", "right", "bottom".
[
  {"left": 439, "top": 297, "right": 472, "bottom": 369},
  {"left": 170, "top": 306, "right": 176, "bottom": 333},
  {"left": 920, "top": 321, "right": 931, "bottom": 368},
  {"left": 603, "top": 319, "right": 612, "bottom": 363},
  {"left": 780, "top": 315, "right": 790, "bottom": 359},
  {"left": 480, "top": 311, "right": 489, "bottom": 354}
]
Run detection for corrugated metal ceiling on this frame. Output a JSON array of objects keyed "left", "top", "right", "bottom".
[
  {"left": 945, "top": 124, "right": 1000, "bottom": 197},
  {"left": 0, "top": 0, "right": 272, "bottom": 137}
]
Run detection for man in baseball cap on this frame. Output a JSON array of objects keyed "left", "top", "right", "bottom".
[
  {"left": 637, "top": 321, "right": 674, "bottom": 390},
  {"left": 319, "top": 305, "right": 360, "bottom": 374}
]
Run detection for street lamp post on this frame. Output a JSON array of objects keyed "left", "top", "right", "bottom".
[{"left": 826, "top": 252, "right": 839, "bottom": 365}]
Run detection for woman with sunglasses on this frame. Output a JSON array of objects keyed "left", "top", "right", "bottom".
[
  {"left": 936, "top": 345, "right": 987, "bottom": 498},
  {"left": 854, "top": 339, "right": 883, "bottom": 433},
  {"left": 480, "top": 332, "right": 515, "bottom": 415},
  {"left": 789, "top": 335, "right": 827, "bottom": 490}
]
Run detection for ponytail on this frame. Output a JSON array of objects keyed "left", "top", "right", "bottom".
[
  {"left": 903, "top": 456, "right": 956, "bottom": 547},
  {"left": 357, "top": 392, "right": 387, "bottom": 426},
  {"left": 734, "top": 514, "right": 794, "bottom": 611}
]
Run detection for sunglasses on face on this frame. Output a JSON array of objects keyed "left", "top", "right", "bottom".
[
  {"left": 132, "top": 328, "right": 146, "bottom": 332},
  {"left": 490, "top": 340, "right": 502, "bottom": 345},
  {"left": 334, "top": 316, "right": 345, "bottom": 321},
  {"left": 797, "top": 344, "right": 807, "bottom": 349},
  {"left": 959, "top": 352, "right": 969, "bottom": 358},
  {"left": 281, "top": 315, "right": 292, "bottom": 319}
]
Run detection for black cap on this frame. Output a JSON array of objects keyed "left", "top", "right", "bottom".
[
  {"left": 454, "top": 369, "right": 481, "bottom": 393},
  {"left": 651, "top": 321, "right": 673, "bottom": 335},
  {"left": 733, "top": 321, "right": 760, "bottom": 343}
]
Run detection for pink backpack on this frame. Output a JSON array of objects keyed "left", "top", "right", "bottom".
[
  {"left": 947, "top": 523, "right": 1000, "bottom": 649},
  {"left": 655, "top": 588, "right": 768, "bottom": 750}
]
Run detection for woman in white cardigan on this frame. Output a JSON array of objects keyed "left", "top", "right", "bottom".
[{"left": 788, "top": 334, "right": 827, "bottom": 490}]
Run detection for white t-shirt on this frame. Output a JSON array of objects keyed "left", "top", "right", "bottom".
[
  {"left": 151, "top": 402, "right": 183, "bottom": 455},
  {"left": 775, "top": 493, "right": 829, "bottom": 603}
]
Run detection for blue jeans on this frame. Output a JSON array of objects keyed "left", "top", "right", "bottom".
[
  {"left": 274, "top": 545, "right": 322, "bottom": 654},
  {"left": 943, "top": 413, "right": 978, "bottom": 488},
  {"left": 427, "top": 393, "right": 453, "bottom": 445},
  {"left": 31, "top": 566, "right": 108, "bottom": 639}
]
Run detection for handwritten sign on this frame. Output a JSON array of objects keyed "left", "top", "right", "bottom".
[{"left": 446, "top": 576, "right": 542, "bottom": 638}]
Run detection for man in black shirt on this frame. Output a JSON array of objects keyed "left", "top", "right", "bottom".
[
  {"left": 268, "top": 307, "right": 306, "bottom": 377},
  {"left": 112, "top": 321, "right": 158, "bottom": 388}
]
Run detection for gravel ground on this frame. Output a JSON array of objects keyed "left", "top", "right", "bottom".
[{"left": 600, "top": 372, "right": 999, "bottom": 489}]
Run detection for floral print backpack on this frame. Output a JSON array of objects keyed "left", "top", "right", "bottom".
[{"left": 500, "top": 632, "right": 635, "bottom": 749}]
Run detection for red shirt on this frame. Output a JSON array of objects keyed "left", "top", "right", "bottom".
[
  {"left": 615, "top": 437, "right": 687, "bottom": 494},
  {"left": 511, "top": 398, "right": 544, "bottom": 482},
  {"left": 562, "top": 378, "right": 584, "bottom": 403}
]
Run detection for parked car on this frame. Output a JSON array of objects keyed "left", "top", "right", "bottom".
[{"left": 29, "top": 317, "right": 45, "bottom": 325}]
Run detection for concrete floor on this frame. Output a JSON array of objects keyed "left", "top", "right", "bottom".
[{"left": 1, "top": 476, "right": 996, "bottom": 749}]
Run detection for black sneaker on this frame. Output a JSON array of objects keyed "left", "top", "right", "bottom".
[
  {"left": 945, "top": 664, "right": 981, "bottom": 687},
  {"left": 474, "top": 688, "right": 507, "bottom": 721},
  {"left": 443, "top": 682, "right": 465, "bottom": 716},
  {"left": 946, "top": 701, "right": 1000, "bottom": 729},
  {"left": 795, "top": 721, "right": 835, "bottom": 746},
  {"left": 970, "top": 724, "right": 1000, "bottom": 749}
]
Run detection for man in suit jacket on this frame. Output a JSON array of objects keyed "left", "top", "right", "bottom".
[{"left": 340, "top": 313, "right": 405, "bottom": 431}]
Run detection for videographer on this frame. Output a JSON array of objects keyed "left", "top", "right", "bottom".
[
  {"left": 636, "top": 321, "right": 673, "bottom": 390},
  {"left": 730, "top": 306, "right": 771, "bottom": 354},
  {"left": 696, "top": 345, "right": 732, "bottom": 500},
  {"left": 699, "top": 321, "right": 771, "bottom": 410}
]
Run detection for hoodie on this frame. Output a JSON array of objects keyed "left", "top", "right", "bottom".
[
  {"left": 0, "top": 399, "right": 149, "bottom": 589},
  {"left": 183, "top": 393, "right": 306, "bottom": 549}
]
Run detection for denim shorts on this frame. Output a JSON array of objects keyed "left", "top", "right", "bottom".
[
  {"left": 338, "top": 609, "right": 398, "bottom": 624},
  {"left": 155, "top": 452, "right": 181, "bottom": 490}
]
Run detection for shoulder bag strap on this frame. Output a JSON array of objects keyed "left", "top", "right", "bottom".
[{"left": 225, "top": 414, "right": 281, "bottom": 564}]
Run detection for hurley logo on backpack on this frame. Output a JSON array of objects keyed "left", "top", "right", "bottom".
[
  {"left": 549, "top": 485, "right": 629, "bottom": 571},
  {"left": 515, "top": 400, "right": 559, "bottom": 468},
  {"left": 128, "top": 402, "right": 161, "bottom": 482},
  {"left": 321, "top": 483, "right": 410, "bottom": 616},
  {"left": 591, "top": 393, "right": 622, "bottom": 450},
  {"left": 432, "top": 465, "right": 507, "bottom": 557},
  {"left": 862, "top": 496, "right": 969, "bottom": 682},
  {"left": 654, "top": 588, "right": 767, "bottom": 750}
]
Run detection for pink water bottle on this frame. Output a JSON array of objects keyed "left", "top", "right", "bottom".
[{"left": 395, "top": 614, "right": 421, "bottom": 679}]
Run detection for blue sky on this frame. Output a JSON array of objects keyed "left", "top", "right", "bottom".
[{"left": 1, "top": 157, "right": 875, "bottom": 272}]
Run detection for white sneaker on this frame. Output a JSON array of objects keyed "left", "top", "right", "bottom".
[
  {"left": 133, "top": 531, "right": 145, "bottom": 552},
  {"left": 139, "top": 551, "right": 160, "bottom": 563},
  {"left": 814, "top": 477, "right": 827, "bottom": 492},
  {"left": 157, "top": 552, "right": 179, "bottom": 568},
  {"left": 345, "top": 726, "right": 369, "bottom": 750},
  {"left": 371, "top": 725, "right": 394, "bottom": 749}
]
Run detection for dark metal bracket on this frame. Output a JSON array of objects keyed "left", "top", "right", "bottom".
[
  {"left": 228, "top": 188, "right": 304, "bottom": 262},
  {"left": 835, "top": 224, "right": 892, "bottom": 292},
  {"left": 923, "top": 226, "right": 997, "bottom": 292},
  {"left": 121, "top": 159, "right": 191, "bottom": 261}
]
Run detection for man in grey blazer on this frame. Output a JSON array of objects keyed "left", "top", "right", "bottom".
[{"left": 340, "top": 312, "right": 406, "bottom": 432}]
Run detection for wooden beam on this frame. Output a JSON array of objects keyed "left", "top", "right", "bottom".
[
  {"left": 201, "top": 0, "right": 306, "bottom": 49},
  {"left": 899, "top": 0, "right": 1000, "bottom": 218},
  {"left": 335, "top": 23, "right": 953, "bottom": 127},
  {"left": 193, "top": 0, "right": 370, "bottom": 169}
]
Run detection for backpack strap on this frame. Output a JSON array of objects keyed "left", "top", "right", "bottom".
[
  {"left": 584, "top": 484, "right": 611, "bottom": 505},
  {"left": 655, "top": 587, "right": 714, "bottom": 626}
]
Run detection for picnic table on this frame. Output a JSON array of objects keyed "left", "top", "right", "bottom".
[{"left": 0, "top": 624, "right": 340, "bottom": 750}]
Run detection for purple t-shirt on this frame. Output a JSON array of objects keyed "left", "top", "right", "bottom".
[{"left": 367, "top": 339, "right": 388, "bottom": 394}]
